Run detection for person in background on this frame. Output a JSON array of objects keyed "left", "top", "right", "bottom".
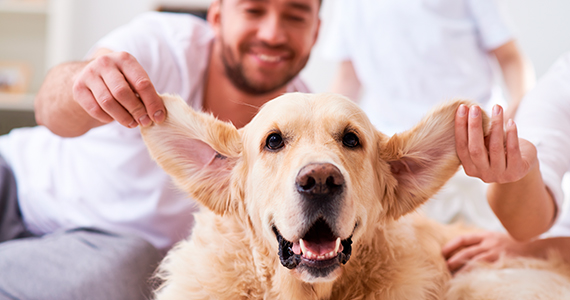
[
  {"left": 0, "top": 0, "right": 321, "bottom": 299},
  {"left": 320, "top": 0, "right": 535, "bottom": 234},
  {"left": 444, "top": 52, "right": 570, "bottom": 272}
]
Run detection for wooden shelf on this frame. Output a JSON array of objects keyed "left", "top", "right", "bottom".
[
  {"left": 0, "top": 92, "right": 35, "bottom": 111},
  {"left": 0, "top": 0, "right": 47, "bottom": 14}
]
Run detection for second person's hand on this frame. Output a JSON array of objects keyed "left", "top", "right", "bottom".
[{"left": 455, "top": 104, "right": 537, "bottom": 184}]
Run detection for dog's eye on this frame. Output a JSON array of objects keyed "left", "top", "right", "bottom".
[
  {"left": 342, "top": 132, "right": 360, "bottom": 148},
  {"left": 266, "top": 133, "right": 284, "bottom": 150}
]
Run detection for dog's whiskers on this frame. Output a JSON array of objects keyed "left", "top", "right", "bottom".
[{"left": 228, "top": 98, "right": 263, "bottom": 111}]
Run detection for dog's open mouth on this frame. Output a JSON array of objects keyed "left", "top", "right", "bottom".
[{"left": 273, "top": 218, "right": 353, "bottom": 273}]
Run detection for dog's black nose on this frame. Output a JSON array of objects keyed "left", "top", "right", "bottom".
[{"left": 296, "top": 163, "right": 344, "bottom": 197}]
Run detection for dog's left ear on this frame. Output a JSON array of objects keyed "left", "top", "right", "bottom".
[
  {"left": 141, "top": 94, "right": 242, "bottom": 215},
  {"left": 379, "top": 100, "right": 488, "bottom": 219}
]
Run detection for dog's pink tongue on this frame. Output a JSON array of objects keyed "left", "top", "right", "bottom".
[
  {"left": 304, "top": 240, "right": 336, "bottom": 256},
  {"left": 292, "top": 239, "right": 342, "bottom": 258}
]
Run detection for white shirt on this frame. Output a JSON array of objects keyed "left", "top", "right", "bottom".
[
  {"left": 0, "top": 12, "right": 308, "bottom": 251},
  {"left": 322, "top": 0, "right": 513, "bottom": 135},
  {"left": 515, "top": 52, "right": 570, "bottom": 237}
]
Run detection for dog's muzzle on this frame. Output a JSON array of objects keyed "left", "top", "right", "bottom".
[
  {"left": 272, "top": 162, "right": 353, "bottom": 278},
  {"left": 273, "top": 219, "right": 353, "bottom": 277}
]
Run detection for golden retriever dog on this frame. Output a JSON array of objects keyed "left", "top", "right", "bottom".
[{"left": 141, "top": 93, "right": 570, "bottom": 300}]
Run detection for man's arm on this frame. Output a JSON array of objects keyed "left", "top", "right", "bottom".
[
  {"left": 329, "top": 60, "right": 362, "bottom": 102},
  {"left": 35, "top": 60, "right": 99, "bottom": 137},
  {"left": 34, "top": 48, "right": 165, "bottom": 137},
  {"left": 491, "top": 40, "right": 535, "bottom": 120}
]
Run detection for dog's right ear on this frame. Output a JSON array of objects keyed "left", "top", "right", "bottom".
[
  {"left": 378, "top": 100, "right": 488, "bottom": 219},
  {"left": 141, "top": 94, "right": 242, "bottom": 215}
]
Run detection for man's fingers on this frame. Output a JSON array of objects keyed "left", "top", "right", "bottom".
[
  {"left": 100, "top": 68, "right": 149, "bottom": 126},
  {"left": 471, "top": 251, "right": 500, "bottom": 265},
  {"left": 505, "top": 119, "right": 523, "bottom": 177},
  {"left": 86, "top": 76, "right": 137, "bottom": 128},
  {"left": 467, "top": 105, "right": 490, "bottom": 171},
  {"left": 442, "top": 234, "right": 484, "bottom": 258},
  {"left": 454, "top": 251, "right": 501, "bottom": 275},
  {"left": 72, "top": 81, "right": 114, "bottom": 124},
  {"left": 116, "top": 52, "right": 165, "bottom": 124},
  {"left": 446, "top": 245, "right": 485, "bottom": 273},
  {"left": 73, "top": 51, "right": 164, "bottom": 129},
  {"left": 456, "top": 105, "right": 477, "bottom": 173},
  {"left": 487, "top": 105, "right": 506, "bottom": 175}
]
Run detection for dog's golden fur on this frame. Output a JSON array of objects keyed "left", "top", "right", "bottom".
[{"left": 141, "top": 93, "right": 570, "bottom": 300}]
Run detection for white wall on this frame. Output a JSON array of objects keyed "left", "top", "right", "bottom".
[
  {"left": 47, "top": 0, "right": 154, "bottom": 67},
  {"left": 46, "top": 0, "right": 210, "bottom": 67},
  {"left": 48, "top": 0, "right": 570, "bottom": 92},
  {"left": 504, "top": 0, "right": 570, "bottom": 77}
]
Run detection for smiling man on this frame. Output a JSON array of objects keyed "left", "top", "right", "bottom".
[{"left": 0, "top": 0, "right": 321, "bottom": 299}]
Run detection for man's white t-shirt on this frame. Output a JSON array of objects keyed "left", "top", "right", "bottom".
[
  {"left": 0, "top": 12, "right": 308, "bottom": 251},
  {"left": 322, "top": 0, "right": 513, "bottom": 135},
  {"left": 516, "top": 52, "right": 570, "bottom": 237}
]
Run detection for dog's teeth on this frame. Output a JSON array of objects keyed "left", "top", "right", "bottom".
[
  {"left": 305, "top": 251, "right": 314, "bottom": 259},
  {"left": 299, "top": 239, "right": 308, "bottom": 255},
  {"left": 334, "top": 237, "right": 341, "bottom": 253}
]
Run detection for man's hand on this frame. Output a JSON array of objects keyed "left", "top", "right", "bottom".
[
  {"left": 442, "top": 231, "right": 523, "bottom": 273},
  {"left": 455, "top": 104, "right": 537, "bottom": 184},
  {"left": 72, "top": 50, "right": 166, "bottom": 128}
]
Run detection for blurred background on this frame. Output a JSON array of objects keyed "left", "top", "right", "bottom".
[{"left": 0, "top": 0, "right": 569, "bottom": 134}]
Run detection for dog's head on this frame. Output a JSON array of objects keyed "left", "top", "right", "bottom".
[{"left": 142, "top": 93, "right": 485, "bottom": 283}]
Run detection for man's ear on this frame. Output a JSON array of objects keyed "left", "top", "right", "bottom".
[
  {"left": 379, "top": 100, "right": 489, "bottom": 219},
  {"left": 141, "top": 94, "right": 241, "bottom": 215},
  {"left": 206, "top": 0, "right": 221, "bottom": 36}
]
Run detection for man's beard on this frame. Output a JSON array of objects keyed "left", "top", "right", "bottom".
[{"left": 221, "top": 41, "right": 310, "bottom": 95}]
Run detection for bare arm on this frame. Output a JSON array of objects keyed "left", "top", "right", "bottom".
[
  {"left": 455, "top": 104, "right": 555, "bottom": 241},
  {"left": 487, "top": 162, "right": 555, "bottom": 241},
  {"left": 35, "top": 60, "right": 99, "bottom": 136},
  {"left": 443, "top": 232, "right": 570, "bottom": 273},
  {"left": 35, "top": 48, "right": 165, "bottom": 137},
  {"left": 329, "top": 60, "right": 362, "bottom": 102},
  {"left": 491, "top": 40, "right": 535, "bottom": 120},
  {"left": 521, "top": 237, "right": 570, "bottom": 262}
]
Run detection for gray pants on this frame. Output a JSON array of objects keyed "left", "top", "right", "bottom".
[{"left": 0, "top": 155, "right": 162, "bottom": 300}]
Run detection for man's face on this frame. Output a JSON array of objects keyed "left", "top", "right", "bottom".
[{"left": 209, "top": 0, "right": 320, "bottom": 95}]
